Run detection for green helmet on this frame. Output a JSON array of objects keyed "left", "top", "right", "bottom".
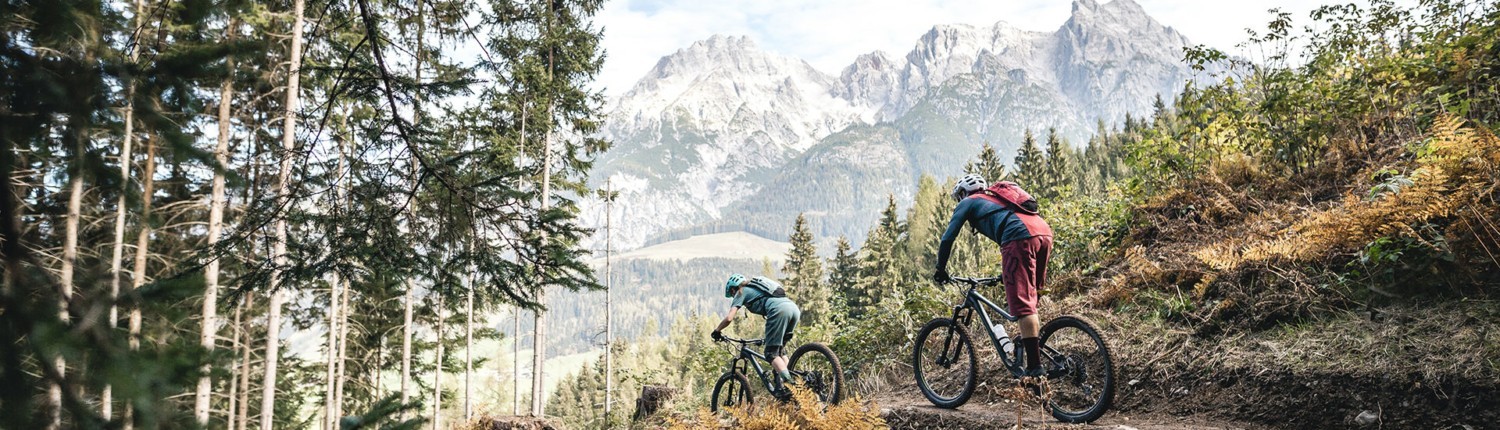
[{"left": 724, "top": 273, "right": 746, "bottom": 298}]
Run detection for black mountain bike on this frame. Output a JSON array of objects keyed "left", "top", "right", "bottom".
[
  {"left": 913, "top": 276, "right": 1116, "bottom": 423},
  {"left": 709, "top": 335, "right": 844, "bottom": 412}
]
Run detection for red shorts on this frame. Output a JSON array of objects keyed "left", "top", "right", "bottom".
[{"left": 1001, "top": 235, "right": 1051, "bottom": 317}]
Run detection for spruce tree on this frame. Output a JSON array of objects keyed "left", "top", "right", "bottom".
[
  {"left": 827, "top": 237, "right": 859, "bottom": 318},
  {"left": 853, "top": 195, "right": 906, "bottom": 316},
  {"left": 965, "top": 142, "right": 1007, "bottom": 182},
  {"left": 1043, "top": 127, "right": 1072, "bottom": 199},
  {"left": 1013, "top": 129, "right": 1044, "bottom": 189},
  {"left": 782, "top": 213, "right": 828, "bottom": 326}
]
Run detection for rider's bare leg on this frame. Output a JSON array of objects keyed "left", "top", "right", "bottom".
[
  {"left": 1019, "top": 314, "right": 1040, "bottom": 338},
  {"left": 772, "top": 355, "right": 790, "bottom": 380},
  {"left": 1020, "top": 314, "right": 1042, "bottom": 373}
]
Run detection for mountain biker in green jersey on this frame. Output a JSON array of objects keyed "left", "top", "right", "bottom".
[
  {"left": 934, "top": 174, "right": 1054, "bottom": 378},
  {"left": 712, "top": 274, "right": 802, "bottom": 392}
]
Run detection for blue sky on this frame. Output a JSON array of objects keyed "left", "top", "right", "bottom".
[{"left": 591, "top": 0, "right": 1416, "bottom": 100}]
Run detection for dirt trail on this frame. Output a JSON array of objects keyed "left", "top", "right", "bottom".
[
  {"left": 874, "top": 387, "right": 1260, "bottom": 430},
  {"left": 867, "top": 364, "right": 1499, "bottom": 429}
]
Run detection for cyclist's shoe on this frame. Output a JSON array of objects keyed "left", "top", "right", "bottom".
[
  {"left": 1023, "top": 366, "right": 1045, "bottom": 378},
  {"left": 772, "top": 387, "right": 793, "bottom": 402},
  {"left": 772, "top": 378, "right": 799, "bottom": 402},
  {"left": 1018, "top": 366, "right": 1047, "bottom": 396}
]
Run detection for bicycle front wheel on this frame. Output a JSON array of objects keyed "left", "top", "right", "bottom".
[
  {"left": 709, "top": 371, "right": 752, "bottom": 413},
  {"left": 912, "top": 318, "right": 977, "bottom": 409},
  {"left": 1039, "top": 315, "right": 1115, "bottom": 423},
  {"left": 788, "top": 342, "right": 844, "bottom": 405}
]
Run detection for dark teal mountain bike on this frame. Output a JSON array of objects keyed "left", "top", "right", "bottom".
[
  {"left": 913, "top": 276, "right": 1116, "bottom": 423},
  {"left": 709, "top": 335, "right": 844, "bottom": 412}
]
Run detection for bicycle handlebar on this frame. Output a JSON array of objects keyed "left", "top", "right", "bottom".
[
  {"left": 948, "top": 276, "right": 1002, "bottom": 286},
  {"left": 717, "top": 335, "right": 764, "bottom": 346}
]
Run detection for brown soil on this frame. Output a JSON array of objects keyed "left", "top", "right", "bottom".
[
  {"left": 870, "top": 361, "right": 1500, "bottom": 429},
  {"left": 1117, "top": 364, "right": 1500, "bottom": 429},
  {"left": 868, "top": 300, "right": 1500, "bottom": 429},
  {"left": 875, "top": 388, "right": 1259, "bottom": 430}
]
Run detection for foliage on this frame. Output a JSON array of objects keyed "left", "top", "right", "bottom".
[
  {"left": 781, "top": 214, "right": 830, "bottom": 327},
  {"left": 0, "top": 0, "right": 611, "bottom": 427}
]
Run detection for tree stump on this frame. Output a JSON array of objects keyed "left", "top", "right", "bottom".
[{"left": 633, "top": 385, "right": 677, "bottom": 420}]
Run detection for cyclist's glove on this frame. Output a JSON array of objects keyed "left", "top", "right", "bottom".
[
  {"left": 933, "top": 268, "right": 951, "bottom": 285},
  {"left": 711, "top": 330, "right": 724, "bottom": 342}
]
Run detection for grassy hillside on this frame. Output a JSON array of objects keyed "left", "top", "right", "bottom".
[{"left": 609, "top": 232, "right": 790, "bottom": 262}]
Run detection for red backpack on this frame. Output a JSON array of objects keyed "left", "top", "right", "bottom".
[
  {"left": 971, "top": 181, "right": 1052, "bottom": 236},
  {"left": 978, "top": 181, "right": 1038, "bottom": 214}
]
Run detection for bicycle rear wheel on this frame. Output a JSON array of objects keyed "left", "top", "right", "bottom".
[
  {"left": 788, "top": 343, "right": 844, "bottom": 404},
  {"left": 912, "top": 318, "right": 977, "bottom": 409},
  {"left": 1039, "top": 315, "right": 1115, "bottom": 423},
  {"left": 709, "top": 371, "right": 752, "bottom": 413}
]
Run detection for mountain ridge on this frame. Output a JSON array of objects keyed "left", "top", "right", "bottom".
[{"left": 585, "top": 0, "right": 1211, "bottom": 250}]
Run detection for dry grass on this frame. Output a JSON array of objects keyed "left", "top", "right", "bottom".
[
  {"left": 1197, "top": 115, "right": 1500, "bottom": 269},
  {"left": 463, "top": 415, "right": 564, "bottom": 430},
  {"left": 1065, "top": 115, "right": 1500, "bottom": 331},
  {"left": 661, "top": 386, "right": 886, "bottom": 430}
]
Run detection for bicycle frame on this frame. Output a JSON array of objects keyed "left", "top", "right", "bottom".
[
  {"left": 946, "top": 283, "right": 1025, "bottom": 373},
  {"left": 725, "top": 342, "right": 782, "bottom": 393},
  {"left": 941, "top": 277, "right": 1072, "bottom": 377}
]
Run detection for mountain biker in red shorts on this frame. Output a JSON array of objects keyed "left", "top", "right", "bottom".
[{"left": 933, "top": 174, "right": 1054, "bottom": 377}]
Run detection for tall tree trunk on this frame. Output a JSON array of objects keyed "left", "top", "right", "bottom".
[
  {"left": 236, "top": 294, "right": 255, "bottom": 430},
  {"left": 464, "top": 264, "right": 474, "bottom": 422},
  {"left": 512, "top": 103, "right": 526, "bottom": 417},
  {"left": 237, "top": 124, "right": 261, "bottom": 430},
  {"left": 604, "top": 179, "right": 613, "bottom": 417},
  {"left": 532, "top": 5, "right": 556, "bottom": 413},
  {"left": 531, "top": 106, "right": 552, "bottom": 417},
  {"left": 197, "top": 21, "right": 235, "bottom": 423},
  {"left": 50, "top": 137, "right": 85, "bottom": 430},
  {"left": 400, "top": 287, "right": 414, "bottom": 418},
  {"left": 324, "top": 117, "right": 345, "bottom": 429},
  {"left": 334, "top": 106, "right": 353, "bottom": 425},
  {"left": 512, "top": 308, "right": 520, "bottom": 415},
  {"left": 262, "top": 0, "right": 305, "bottom": 427},
  {"left": 324, "top": 105, "right": 351, "bottom": 430},
  {"left": 106, "top": 0, "right": 148, "bottom": 419},
  {"left": 324, "top": 269, "right": 341, "bottom": 430},
  {"left": 123, "top": 135, "right": 158, "bottom": 430},
  {"left": 226, "top": 300, "right": 242, "bottom": 430},
  {"left": 334, "top": 274, "right": 349, "bottom": 421},
  {"left": 432, "top": 295, "right": 444, "bottom": 430},
  {"left": 374, "top": 338, "right": 385, "bottom": 402},
  {"left": 0, "top": 92, "right": 26, "bottom": 422},
  {"left": 401, "top": 1, "right": 426, "bottom": 418}
]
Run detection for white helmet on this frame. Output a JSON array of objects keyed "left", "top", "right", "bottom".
[{"left": 951, "top": 173, "right": 987, "bottom": 201}]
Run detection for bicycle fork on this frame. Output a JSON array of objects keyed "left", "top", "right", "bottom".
[{"left": 936, "top": 305, "right": 972, "bottom": 367}]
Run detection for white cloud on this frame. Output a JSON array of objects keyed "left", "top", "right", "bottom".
[{"left": 592, "top": 0, "right": 1419, "bottom": 100}]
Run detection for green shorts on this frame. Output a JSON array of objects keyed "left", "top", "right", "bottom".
[{"left": 762, "top": 297, "right": 800, "bottom": 353}]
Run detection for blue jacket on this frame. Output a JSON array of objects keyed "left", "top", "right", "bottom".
[{"left": 936, "top": 196, "right": 1033, "bottom": 270}]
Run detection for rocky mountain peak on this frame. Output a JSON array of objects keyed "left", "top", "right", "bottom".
[
  {"left": 591, "top": 4, "right": 1213, "bottom": 250},
  {"left": 640, "top": 34, "right": 806, "bottom": 86},
  {"left": 1063, "top": 0, "right": 1181, "bottom": 42},
  {"left": 1049, "top": 0, "right": 1195, "bottom": 125},
  {"left": 692, "top": 34, "right": 756, "bottom": 50},
  {"left": 1071, "top": 0, "right": 1147, "bottom": 17}
]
